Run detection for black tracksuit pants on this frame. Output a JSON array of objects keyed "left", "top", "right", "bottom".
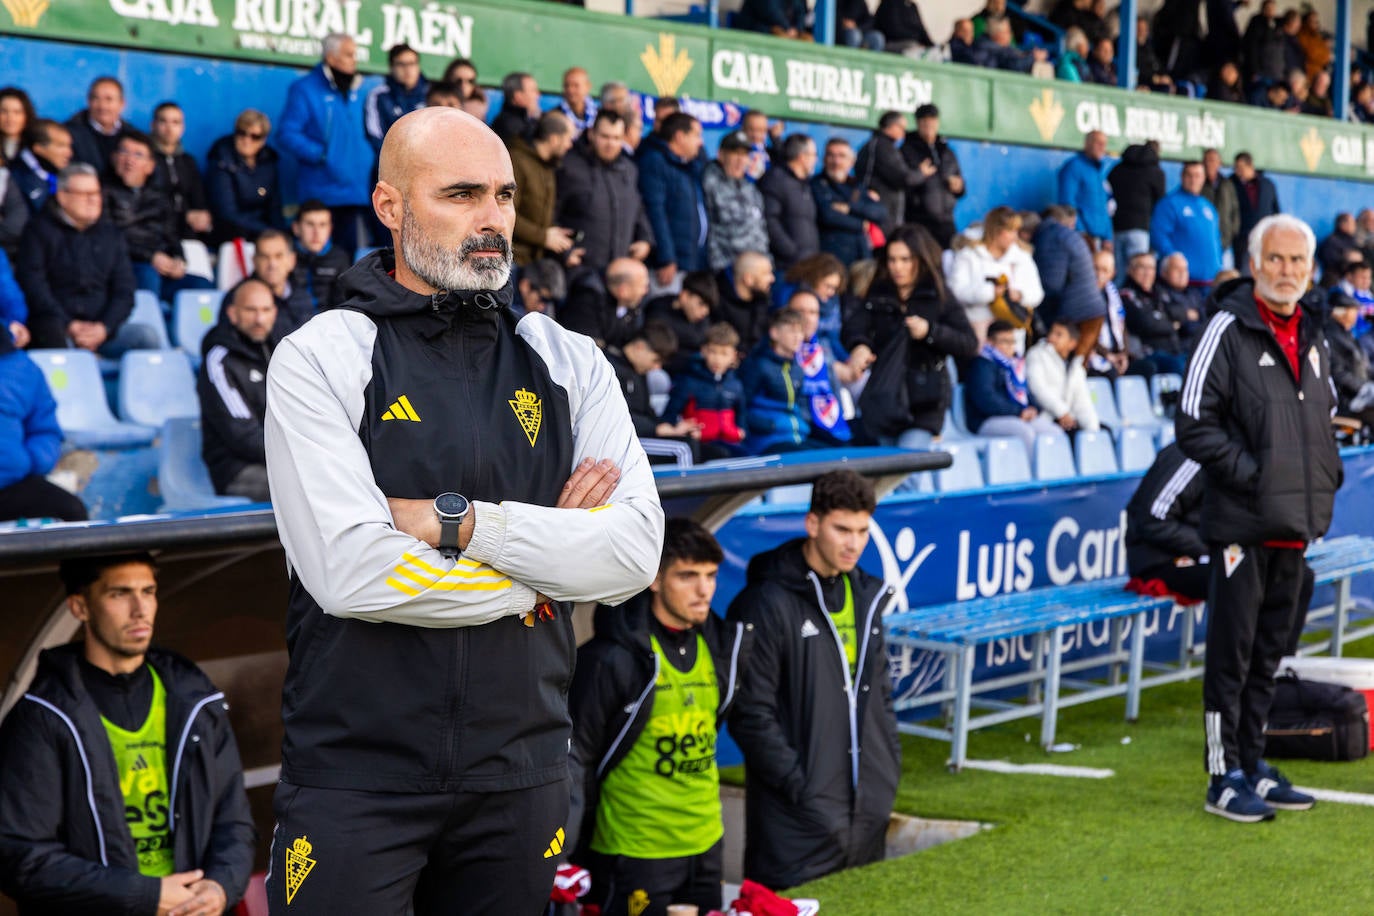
[
  {"left": 1203, "top": 544, "right": 1309, "bottom": 776},
  {"left": 265, "top": 780, "right": 567, "bottom": 916},
  {"left": 588, "top": 839, "right": 723, "bottom": 916},
  {"left": 1135, "top": 561, "right": 1211, "bottom": 603}
]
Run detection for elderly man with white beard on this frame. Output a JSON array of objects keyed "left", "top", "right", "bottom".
[{"left": 262, "top": 107, "right": 664, "bottom": 915}]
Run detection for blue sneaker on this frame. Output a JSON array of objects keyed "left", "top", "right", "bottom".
[
  {"left": 1205, "top": 771, "right": 1276, "bottom": 823},
  {"left": 1248, "top": 760, "right": 1316, "bottom": 811}
]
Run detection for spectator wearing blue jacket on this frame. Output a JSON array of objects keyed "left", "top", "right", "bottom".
[
  {"left": 1032, "top": 205, "right": 1105, "bottom": 356},
  {"left": 664, "top": 322, "right": 748, "bottom": 460},
  {"left": 638, "top": 113, "right": 708, "bottom": 286},
  {"left": 737, "top": 309, "right": 819, "bottom": 454},
  {"left": 964, "top": 320, "right": 1061, "bottom": 456},
  {"left": 0, "top": 331, "right": 86, "bottom": 521},
  {"left": 365, "top": 44, "right": 428, "bottom": 153},
  {"left": 277, "top": 34, "right": 375, "bottom": 253},
  {"left": 0, "top": 249, "right": 27, "bottom": 348},
  {"left": 812, "top": 138, "right": 887, "bottom": 267},
  {"left": 1057, "top": 131, "right": 1114, "bottom": 245},
  {"left": 1150, "top": 161, "right": 1223, "bottom": 285}
]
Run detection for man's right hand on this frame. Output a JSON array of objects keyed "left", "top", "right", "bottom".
[
  {"left": 1058, "top": 414, "right": 1077, "bottom": 431},
  {"left": 557, "top": 457, "right": 622, "bottom": 509},
  {"left": 544, "top": 227, "right": 575, "bottom": 254},
  {"left": 1020, "top": 407, "right": 1038, "bottom": 421},
  {"left": 918, "top": 159, "right": 938, "bottom": 178},
  {"left": 156, "top": 870, "right": 203, "bottom": 916}
]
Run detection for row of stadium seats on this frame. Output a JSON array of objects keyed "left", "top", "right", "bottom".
[
  {"left": 932, "top": 424, "right": 1157, "bottom": 493},
  {"left": 29, "top": 348, "right": 199, "bottom": 449}
]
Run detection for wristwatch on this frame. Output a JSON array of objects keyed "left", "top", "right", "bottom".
[{"left": 433, "top": 492, "right": 470, "bottom": 559}]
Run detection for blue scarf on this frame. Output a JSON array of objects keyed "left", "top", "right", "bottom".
[
  {"left": 981, "top": 342, "right": 1029, "bottom": 407},
  {"left": 799, "top": 336, "right": 851, "bottom": 441}
]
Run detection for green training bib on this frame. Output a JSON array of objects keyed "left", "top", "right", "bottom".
[
  {"left": 101, "top": 667, "right": 174, "bottom": 877},
  {"left": 592, "top": 633, "right": 722, "bottom": 858},
  {"left": 829, "top": 574, "right": 858, "bottom": 676}
]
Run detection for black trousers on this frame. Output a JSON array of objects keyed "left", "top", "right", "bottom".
[
  {"left": 0, "top": 475, "right": 87, "bottom": 522},
  {"left": 265, "top": 779, "right": 567, "bottom": 916},
  {"left": 1202, "top": 545, "right": 1308, "bottom": 776},
  {"left": 1135, "top": 561, "right": 1211, "bottom": 603},
  {"left": 590, "top": 838, "right": 723, "bottom": 916}
]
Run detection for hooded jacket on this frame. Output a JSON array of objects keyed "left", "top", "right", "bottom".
[
  {"left": 1125, "top": 443, "right": 1208, "bottom": 575},
  {"left": 264, "top": 250, "right": 662, "bottom": 794},
  {"left": 276, "top": 64, "right": 373, "bottom": 207},
  {"left": 0, "top": 333, "right": 61, "bottom": 491},
  {"left": 664, "top": 352, "right": 746, "bottom": 443},
  {"left": 637, "top": 134, "right": 707, "bottom": 272},
  {"left": 1176, "top": 279, "right": 1343, "bottom": 545},
  {"left": 1032, "top": 218, "right": 1103, "bottom": 324},
  {"left": 726, "top": 539, "right": 900, "bottom": 890},
  {"left": 204, "top": 134, "right": 282, "bottom": 245},
  {"left": 0, "top": 645, "right": 254, "bottom": 915},
  {"left": 737, "top": 339, "right": 809, "bottom": 454},
  {"left": 567, "top": 593, "right": 751, "bottom": 855},
  {"left": 557, "top": 140, "right": 654, "bottom": 273},
  {"left": 197, "top": 317, "right": 274, "bottom": 493},
  {"left": 758, "top": 164, "right": 819, "bottom": 270},
  {"left": 1108, "top": 144, "right": 1166, "bottom": 233},
  {"left": 17, "top": 204, "right": 136, "bottom": 349}
]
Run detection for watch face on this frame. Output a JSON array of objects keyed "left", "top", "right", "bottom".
[{"left": 434, "top": 492, "right": 469, "bottom": 519}]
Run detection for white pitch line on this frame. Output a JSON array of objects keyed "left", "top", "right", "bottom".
[
  {"left": 960, "top": 759, "right": 1115, "bottom": 779},
  {"left": 1297, "top": 786, "right": 1374, "bottom": 807}
]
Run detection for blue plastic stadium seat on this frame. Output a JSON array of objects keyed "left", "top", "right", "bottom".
[
  {"left": 1151, "top": 372, "right": 1183, "bottom": 413},
  {"left": 158, "top": 418, "right": 252, "bottom": 512},
  {"left": 174, "top": 290, "right": 226, "bottom": 364},
  {"left": 27, "top": 349, "right": 157, "bottom": 448},
  {"left": 1116, "top": 426, "right": 1158, "bottom": 472},
  {"left": 1075, "top": 428, "right": 1119, "bottom": 476},
  {"left": 950, "top": 383, "right": 974, "bottom": 436},
  {"left": 984, "top": 437, "right": 1033, "bottom": 486},
  {"left": 1086, "top": 376, "right": 1123, "bottom": 430},
  {"left": 1156, "top": 423, "right": 1177, "bottom": 447},
  {"left": 935, "top": 442, "right": 985, "bottom": 493},
  {"left": 1033, "top": 433, "right": 1076, "bottom": 481},
  {"left": 118, "top": 350, "right": 200, "bottom": 427},
  {"left": 1115, "top": 375, "right": 1163, "bottom": 429},
  {"left": 130, "top": 290, "right": 173, "bottom": 349}
]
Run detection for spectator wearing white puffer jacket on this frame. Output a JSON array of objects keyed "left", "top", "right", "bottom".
[
  {"left": 1025, "top": 319, "right": 1100, "bottom": 434},
  {"left": 948, "top": 205, "right": 1044, "bottom": 344}
]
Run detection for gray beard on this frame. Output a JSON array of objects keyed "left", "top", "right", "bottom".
[{"left": 399, "top": 203, "right": 512, "bottom": 292}]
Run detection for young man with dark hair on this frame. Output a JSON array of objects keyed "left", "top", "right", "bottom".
[
  {"left": 0, "top": 553, "right": 254, "bottom": 914},
  {"left": 644, "top": 269, "right": 718, "bottom": 372},
  {"left": 291, "top": 199, "right": 352, "bottom": 311},
  {"left": 728, "top": 469, "right": 899, "bottom": 890},
  {"left": 606, "top": 321, "right": 698, "bottom": 443},
  {"left": 9, "top": 119, "right": 73, "bottom": 215},
  {"left": 570, "top": 518, "right": 750, "bottom": 916},
  {"left": 637, "top": 112, "right": 707, "bottom": 285},
  {"left": 149, "top": 102, "right": 213, "bottom": 239},
  {"left": 365, "top": 43, "right": 428, "bottom": 152}
]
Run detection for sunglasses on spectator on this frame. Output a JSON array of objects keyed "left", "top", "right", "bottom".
[{"left": 236, "top": 129, "right": 266, "bottom": 141}]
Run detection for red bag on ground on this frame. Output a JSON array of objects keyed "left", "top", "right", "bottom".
[{"left": 731, "top": 880, "right": 799, "bottom": 916}]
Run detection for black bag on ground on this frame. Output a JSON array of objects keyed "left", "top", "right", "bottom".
[{"left": 1263, "top": 672, "right": 1370, "bottom": 761}]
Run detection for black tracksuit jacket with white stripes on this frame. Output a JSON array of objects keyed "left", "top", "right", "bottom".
[
  {"left": 264, "top": 251, "right": 662, "bottom": 795},
  {"left": 1125, "top": 443, "right": 1208, "bottom": 574},
  {"left": 1175, "top": 279, "right": 1342, "bottom": 546},
  {"left": 197, "top": 320, "right": 274, "bottom": 493}
]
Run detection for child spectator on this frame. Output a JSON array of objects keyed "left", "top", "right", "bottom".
[
  {"left": 738, "top": 308, "right": 819, "bottom": 454},
  {"left": 789, "top": 289, "right": 851, "bottom": 445},
  {"left": 965, "top": 319, "right": 1061, "bottom": 454},
  {"left": 664, "top": 322, "right": 747, "bottom": 460}
]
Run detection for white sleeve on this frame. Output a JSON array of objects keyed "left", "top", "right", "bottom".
[
  {"left": 1025, "top": 346, "right": 1070, "bottom": 420},
  {"left": 265, "top": 312, "right": 538, "bottom": 628},
  {"left": 1069, "top": 362, "right": 1101, "bottom": 430},
  {"left": 462, "top": 315, "right": 664, "bottom": 606},
  {"left": 1015, "top": 248, "right": 1045, "bottom": 309},
  {"left": 948, "top": 249, "right": 993, "bottom": 307}
]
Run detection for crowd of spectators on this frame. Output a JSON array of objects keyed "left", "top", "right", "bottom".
[
  {"left": 728, "top": 0, "right": 1368, "bottom": 123},
  {"left": 4, "top": 14, "right": 1374, "bottom": 525}
]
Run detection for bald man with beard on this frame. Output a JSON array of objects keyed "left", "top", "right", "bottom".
[{"left": 263, "top": 108, "right": 664, "bottom": 915}]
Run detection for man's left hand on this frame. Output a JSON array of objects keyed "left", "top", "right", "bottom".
[
  {"left": 628, "top": 240, "right": 651, "bottom": 261},
  {"left": 168, "top": 879, "right": 225, "bottom": 916}
]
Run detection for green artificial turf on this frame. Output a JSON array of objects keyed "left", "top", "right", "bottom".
[{"left": 790, "top": 640, "right": 1374, "bottom": 915}]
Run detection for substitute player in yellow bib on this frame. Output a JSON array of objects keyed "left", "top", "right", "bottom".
[
  {"left": 569, "top": 519, "right": 751, "bottom": 916},
  {"left": 0, "top": 553, "right": 254, "bottom": 916}
]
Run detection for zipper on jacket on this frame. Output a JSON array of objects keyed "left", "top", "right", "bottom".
[
  {"left": 22, "top": 694, "right": 109, "bottom": 866},
  {"left": 718, "top": 622, "right": 748, "bottom": 719},
  {"left": 597, "top": 652, "right": 661, "bottom": 779},
  {"left": 167, "top": 691, "right": 226, "bottom": 836},
  {"left": 807, "top": 572, "right": 862, "bottom": 792}
]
